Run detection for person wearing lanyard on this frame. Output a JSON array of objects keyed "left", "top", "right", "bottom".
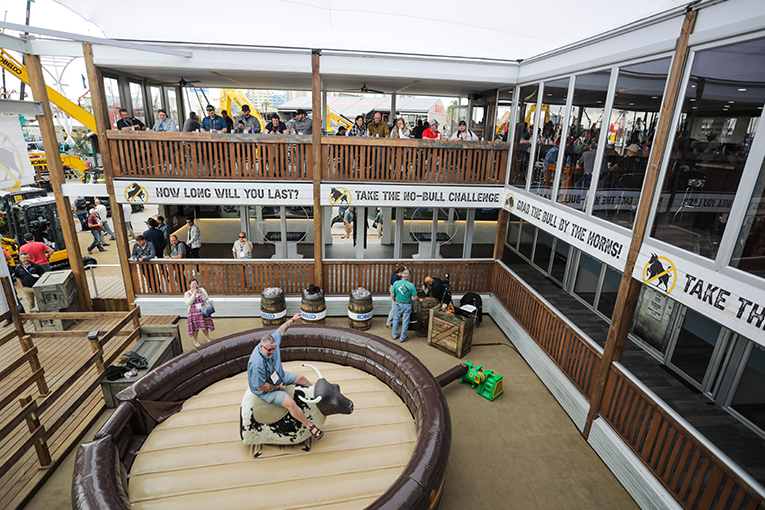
[
  {"left": 390, "top": 269, "right": 422, "bottom": 342},
  {"left": 116, "top": 108, "right": 146, "bottom": 131},
  {"left": 201, "top": 105, "right": 228, "bottom": 133},
  {"left": 14, "top": 253, "right": 44, "bottom": 309},
  {"left": 151, "top": 109, "right": 178, "bottom": 132},
  {"left": 247, "top": 313, "right": 325, "bottom": 440}
]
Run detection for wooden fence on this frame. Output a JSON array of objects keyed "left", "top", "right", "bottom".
[
  {"left": 130, "top": 260, "right": 314, "bottom": 295},
  {"left": 602, "top": 364, "right": 765, "bottom": 510},
  {"left": 105, "top": 131, "right": 509, "bottom": 184},
  {"left": 107, "top": 132, "right": 313, "bottom": 180},
  {"left": 322, "top": 137, "right": 508, "bottom": 184},
  {"left": 490, "top": 262, "right": 765, "bottom": 510},
  {"left": 0, "top": 273, "right": 143, "bottom": 509}
]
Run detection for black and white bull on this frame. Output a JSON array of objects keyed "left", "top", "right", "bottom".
[{"left": 240, "top": 364, "right": 354, "bottom": 445}]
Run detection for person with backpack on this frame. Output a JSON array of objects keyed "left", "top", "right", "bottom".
[{"left": 166, "top": 235, "right": 187, "bottom": 259}]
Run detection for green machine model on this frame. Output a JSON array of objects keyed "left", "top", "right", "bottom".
[{"left": 460, "top": 361, "right": 504, "bottom": 401}]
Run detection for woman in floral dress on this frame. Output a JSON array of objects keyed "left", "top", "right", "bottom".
[{"left": 184, "top": 278, "right": 214, "bottom": 347}]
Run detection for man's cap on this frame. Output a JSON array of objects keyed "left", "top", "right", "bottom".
[
  {"left": 23, "top": 233, "right": 34, "bottom": 241},
  {"left": 430, "top": 119, "right": 439, "bottom": 126},
  {"left": 458, "top": 120, "right": 467, "bottom": 126},
  {"left": 625, "top": 144, "right": 641, "bottom": 153},
  {"left": 296, "top": 108, "right": 307, "bottom": 115},
  {"left": 241, "top": 104, "right": 250, "bottom": 111},
  {"left": 89, "top": 208, "right": 97, "bottom": 214},
  {"left": 206, "top": 104, "right": 215, "bottom": 111}
]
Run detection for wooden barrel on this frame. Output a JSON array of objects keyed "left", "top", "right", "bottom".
[
  {"left": 348, "top": 288, "right": 373, "bottom": 330},
  {"left": 300, "top": 288, "right": 326, "bottom": 324},
  {"left": 261, "top": 288, "right": 287, "bottom": 326},
  {"left": 417, "top": 297, "right": 440, "bottom": 337}
]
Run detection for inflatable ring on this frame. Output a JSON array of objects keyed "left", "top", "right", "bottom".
[{"left": 72, "top": 325, "right": 450, "bottom": 510}]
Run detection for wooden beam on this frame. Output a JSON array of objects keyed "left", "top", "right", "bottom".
[
  {"left": 583, "top": 9, "right": 698, "bottom": 439},
  {"left": 1, "top": 277, "right": 24, "bottom": 339},
  {"left": 493, "top": 209, "right": 508, "bottom": 260},
  {"left": 311, "top": 50, "right": 323, "bottom": 288},
  {"left": 24, "top": 55, "right": 92, "bottom": 311},
  {"left": 82, "top": 43, "right": 135, "bottom": 305}
]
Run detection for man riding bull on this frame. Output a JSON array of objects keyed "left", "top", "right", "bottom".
[{"left": 247, "top": 313, "right": 324, "bottom": 440}]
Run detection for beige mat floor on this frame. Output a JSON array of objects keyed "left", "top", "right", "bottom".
[{"left": 25, "top": 316, "right": 638, "bottom": 510}]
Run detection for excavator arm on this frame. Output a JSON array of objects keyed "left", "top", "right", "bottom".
[
  {"left": 0, "top": 49, "right": 97, "bottom": 132},
  {"left": 219, "top": 89, "right": 267, "bottom": 132}
]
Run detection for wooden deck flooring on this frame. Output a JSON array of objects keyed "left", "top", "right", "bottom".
[{"left": 0, "top": 314, "right": 179, "bottom": 510}]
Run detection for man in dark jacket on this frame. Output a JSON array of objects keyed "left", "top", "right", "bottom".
[{"left": 143, "top": 218, "right": 167, "bottom": 257}]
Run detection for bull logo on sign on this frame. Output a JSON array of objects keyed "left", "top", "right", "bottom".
[
  {"left": 329, "top": 187, "right": 350, "bottom": 206},
  {"left": 125, "top": 183, "right": 148, "bottom": 204},
  {"left": 644, "top": 253, "right": 675, "bottom": 293}
]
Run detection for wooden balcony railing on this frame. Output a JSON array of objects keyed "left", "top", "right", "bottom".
[
  {"left": 602, "top": 365, "right": 765, "bottom": 510},
  {"left": 322, "top": 259, "right": 495, "bottom": 294},
  {"left": 491, "top": 262, "right": 601, "bottom": 398},
  {"left": 105, "top": 131, "right": 509, "bottom": 184},
  {"left": 130, "top": 260, "right": 314, "bottom": 295},
  {"left": 130, "top": 259, "right": 495, "bottom": 296},
  {"left": 107, "top": 132, "right": 313, "bottom": 180},
  {"left": 490, "top": 262, "right": 765, "bottom": 510},
  {"left": 322, "top": 137, "right": 509, "bottom": 184}
]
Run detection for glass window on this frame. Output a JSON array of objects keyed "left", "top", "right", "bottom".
[
  {"left": 149, "top": 86, "right": 162, "bottom": 121},
  {"left": 594, "top": 58, "right": 672, "bottom": 229},
  {"left": 730, "top": 157, "right": 765, "bottom": 277},
  {"left": 651, "top": 37, "right": 765, "bottom": 259},
  {"left": 550, "top": 239, "right": 570, "bottom": 283},
  {"left": 518, "top": 220, "right": 535, "bottom": 259},
  {"left": 573, "top": 252, "right": 602, "bottom": 305},
  {"left": 472, "top": 208, "right": 500, "bottom": 258},
  {"left": 166, "top": 88, "right": 180, "bottom": 127},
  {"left": 731, "top": 342, "right": 765, "bottom": 432},
  {"left": 507, "top": 213, "right": 521, "bottom": 248},
  {"left": 495, "top": 88, "right": 514, "bottom": 142},
  {"left": 557, "top": 71, "right": 611, "bottom": 211},
  {"left": 104, "top": 77, "right": 121, "bottom": 129},
  {"left": 534, "top": 229, "right": 554, "bottom": 272},
  {"left": 670, "top": 309, "right": 723, "bottom": 385},
  {"left": 597, "top": 266, "right": 622, "bottom": 318},
  {"left": 129, "top": 82, "right": 145, "bottom": 123},
  {"left": 531, "top": 78, "right": 569, "bottom": 200},
  {"left": 509, "top": 84, "right": 539, "bottom": 189}
]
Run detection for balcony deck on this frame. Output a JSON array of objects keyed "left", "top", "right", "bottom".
[{"left": 106, "top": 131, "right": 509, "bottom": 185}]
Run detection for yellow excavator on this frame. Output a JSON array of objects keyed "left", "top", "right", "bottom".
[
  {"left": 219, "top": 89, "right": 268, "bottom": 131},
  {"left": 1, "top": 49, "right": 97, "bottom": 132}
]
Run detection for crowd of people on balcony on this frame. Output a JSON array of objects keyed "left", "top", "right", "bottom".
[{"left": 115, "top": 104, "right": 483, "bottom": 142}]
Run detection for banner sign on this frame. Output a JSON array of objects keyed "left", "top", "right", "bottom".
[
  {"left": 634, "top": 248, "right": 765, "bottom": 346},
  {"left": 0, "top": 116, "right": 35, "bottom": 188},
  {"left": 113, "top": 179, "right": 314, "bottom": 206},
  {"left": 320, "top": 184, "right": 504, "bottom": 208},
  {"left": 503, "top": 189, "right": 631, "bottom": 270}
]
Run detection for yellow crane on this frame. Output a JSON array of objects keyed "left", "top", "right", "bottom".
[
  {"left": 219, "top": 89, "right": 268, "bottom": 131},
  {"left": 0, "top": 49, "right": 97, "bottom": 132}
]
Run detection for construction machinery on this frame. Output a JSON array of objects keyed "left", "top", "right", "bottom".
[
  {"left": 0, "top": 188, "right": 47, "bottom": 258},
  {"left": 219, "top": 89, "right": 268, "bottom": 131},
  {"left": 0, "top": 49, "right": 97, "bottom": 132}
]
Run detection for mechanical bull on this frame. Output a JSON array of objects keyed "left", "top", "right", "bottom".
[{"left": 240, "top": 364, "right": 354, "bottom": 445}]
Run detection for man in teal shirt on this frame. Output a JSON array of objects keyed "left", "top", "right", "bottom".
[{"left": 390, "top": 269, "right": 422, "bottom": 342}]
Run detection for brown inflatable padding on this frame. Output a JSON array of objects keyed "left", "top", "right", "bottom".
[
  {"left": 72, "top": 436, "right": 131, "bottom": 510},
  {"left": 73, "top": 325, "right": 449, "bottom": 510}
]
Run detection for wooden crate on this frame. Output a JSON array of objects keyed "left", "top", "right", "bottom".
[
  {"left": 33, "top": 269, "right": 77, "bottom": 312},
  {"left": 101, "top": 330, "right": 182, "bottom": 408},
  {"left": 416, "top": 297, "right": 440, "bottom": 338},
  {"left": 428, "top": 309, "right": 474, "bottom": 358},
  {"left": 31, "top": 301, "right": 81, "bottom": 332}
]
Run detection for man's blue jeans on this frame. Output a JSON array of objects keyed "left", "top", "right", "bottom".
[{"left": 391, "top": 301, "right": 412, "bottom": 341}]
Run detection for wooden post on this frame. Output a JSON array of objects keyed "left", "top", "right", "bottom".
[
  {"left": 583, "top": 10, "right": 697, "bottom": 438},
  {"left": 311, "top": 50, "right": 323, "bottom": 287},
  {"left": 89, "top": 335, "right": 105, "bottom": 374},
  {"left": 82, "top": 43, "right": 135, "bottom": 306},
  {"left": 493, "top": 209, "right": 508, "bottom": 260},
  {"left": 1, "top": 276, "right": 25, "bottom": 339},
  {"left": 25, "top": 54, "right": 92, "bottom": 312},
  {"left": 19, "top": 335, "right": 49, "bottom": 395},
  {"left": 19, "top": 394, "right": 52, "bottom": 468}
]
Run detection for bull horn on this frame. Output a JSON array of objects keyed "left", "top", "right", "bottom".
[
  {"left": 302, "top": 363, "right": 324, "bottom": 380},
  {"left": 298, "top": 394, "right": 323, "bottom": 405}
]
